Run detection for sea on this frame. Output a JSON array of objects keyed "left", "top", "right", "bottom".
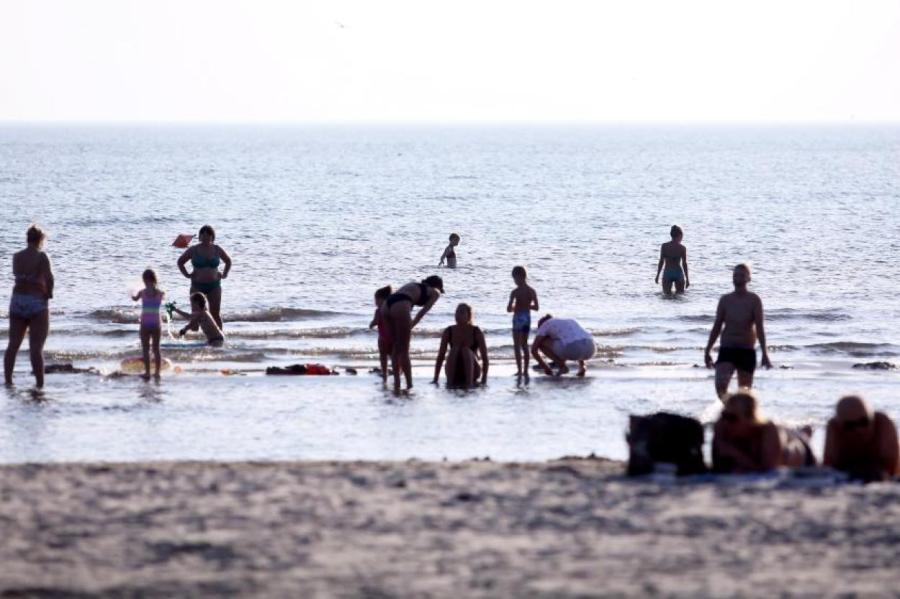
[{"left": 0, "top": 124, "right": 898, "bottom": 463}]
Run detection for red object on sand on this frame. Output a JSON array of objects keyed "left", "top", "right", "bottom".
[{"left": 172, "top": 234, "right": 193, "bottom": 248}]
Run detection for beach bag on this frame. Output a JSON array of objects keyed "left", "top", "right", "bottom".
[{"left": 626, "top": 412, "right": 707, "bottom": 476}]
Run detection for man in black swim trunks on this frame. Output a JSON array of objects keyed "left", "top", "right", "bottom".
[{"left": 704, "top": 264, "right": 772, "bottom": 400}]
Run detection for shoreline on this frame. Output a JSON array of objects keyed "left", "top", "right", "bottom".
[{"left": 2, "top": 459, "right": 898, "bottom": 597}]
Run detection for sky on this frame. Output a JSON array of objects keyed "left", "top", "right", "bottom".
[{"left": 0, "top": 0, "right": 898, "bottom": 123}]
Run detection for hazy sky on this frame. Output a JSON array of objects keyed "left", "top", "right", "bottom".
[{"left": 1, "top": 0, "right": 898, "bottom": 122}]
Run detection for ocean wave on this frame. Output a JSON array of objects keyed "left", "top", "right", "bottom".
[
  {"left": 678, "top": 308, "right": 851, "bottom": 324},
  {"left": 807, "top": 341, "right": 898, "bottom": 357},
  {"left": 84, "top": 306, "right": 343, "bottom": 324}
]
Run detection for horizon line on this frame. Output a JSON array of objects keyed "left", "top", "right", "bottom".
[{"left": 1, "top": 119, "right": 899, "bottom": 127}]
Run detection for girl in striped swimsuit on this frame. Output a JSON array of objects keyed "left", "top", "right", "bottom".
[{"left": 132, "top": 269, "right": 165, "bottom": 379}]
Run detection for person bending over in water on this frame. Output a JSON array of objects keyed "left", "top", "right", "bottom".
[
  {"left": 172, "top": 293, "right": 225, "bottom": 346},
  {"left": 177, "top": 224, "right": 232, "bottom": 330},
  {"left": 824, "top": 395, "right": 899, "bottom": 481},
  {"left": 704, "top": 264, "right": 771, "bottom": 399},
  {"left": 383, "top": 276, "right": 444, "bottom": 391},
  {"left": 531, "top": 315, "right": 596, "bottom": 377},
  {"left": 369, "top": 285, "right": 393, "bottom": 384},
  {"left": 507, "top": 266, "right": 539, "bottom": 377},
  {"left": 5, "top": 225, "right": 54, "bottom": 388},
  {"left": 712, "top": 391, "right": 815, "bottom": 473},
  {"left": 432, "top": 303, "right": 489, "bottom": 389},
  {"left": 655, "top": 225, "right": 689, "bottom": 295},
  {"left": 438, "top": 233, "right": 460, "bottom": 268},
  {"left": 131, "top": 269, "right": 165, "bottom": 379}
]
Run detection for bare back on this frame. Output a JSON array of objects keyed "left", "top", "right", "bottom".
[
  {"left": 660, "top": 241, "right": 685, "bottom": 270},
  {"left": 12, "top": 248, "right": 51, "bottom": 298}
]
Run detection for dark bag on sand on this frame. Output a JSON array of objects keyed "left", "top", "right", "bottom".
[{"left": 626, "top": 412, "right": 707, "bottom": 476}]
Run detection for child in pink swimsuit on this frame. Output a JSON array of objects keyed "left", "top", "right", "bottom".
[
  {"left": 131, "top": 269, "right": 165, "bottom": 379},
  {"left": 369, "top": 285, "right": 394, "bottom": 383}
]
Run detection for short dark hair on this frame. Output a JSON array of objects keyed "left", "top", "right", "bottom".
[
  {"left": 422, "top": 275, "right": 444, "bottom": 294},
  {"left": 26, "top": 225, "right": 45, "bottom": 245},
  {"left": 375, "top": 285, "right": 392, "bottom": 301},
  {"left": 449, "top": 233, "right": 460, "bottom": 242},
  {"left": 199, "top": 225, "right": 216, "bottom": 241},
  {"left": 512, "top": 266, "right": 527, "bottom": 279},
  {"left": 670, "top": 225, "right": 683, "bottom": 239},
  {"left": 142, "top": 269, "right": 158, "bottom": 285},
  {"left": 190, "top": 292, "right": 208, "bottom": 309},
  {"left": 734, "top": 263, "right": 750, "bottom": 273}
]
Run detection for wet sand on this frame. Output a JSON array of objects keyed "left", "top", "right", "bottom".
[{"left": 1, "top": 459, "right": 898, "bottom": 597}]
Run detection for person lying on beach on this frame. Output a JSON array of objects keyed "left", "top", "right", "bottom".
[
  {"left": 369, "top": 285, "right": 393, "bottom": 384},
  {"left": 712, "top": 391, "right": 814, "bottom": 473},
  {"left": 438, "top": 233, "right": 460, "bottom": 268},
  {"left": 655, "top": 225, "right": 689, "bottom": 295},
  {"left": 507, "top": 266, "right": 539, "bottom": 378},
  {"left": 823, "top": 395, "right": 899, "bottom": 481},
  {"left": 131, "top": 268, "right": 165, "bottom": 379},
  {"left": 704, "top": 264, "right": 772, "bottom": 399},
  {"left": 171, "top": 292, "right": 225, "bottom": 346},
  {"left": 531, "top": 315, "right": 596, "bottom": 377},
  {"left": 432, "top": 303, "right": 488, "bottom": 389},
  {"left": 383, "top": 276, "right": 444, "bottom": 391}
]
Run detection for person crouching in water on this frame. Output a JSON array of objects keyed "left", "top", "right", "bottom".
[
  {"left": 369, "top": 285, "right": 393, "bottom": 384},
  {"left": 712, "top": 391, "right": 814, "bottom": 473},
  {"left": 172, "top": 292, "right": 225, "bottom": 346},
  {"left": 531, "top": 314, "right": 596, "bottom": 377},
  {"left": 131, "top": 269, "right": 165, "bottom": 379},
  {"left": 432, "top": 303, "right": 488, "bottom": 389}
]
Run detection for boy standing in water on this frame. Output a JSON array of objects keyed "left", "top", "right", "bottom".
[
  {"left": 438, "top": 233, "right": 460, "bottom": 268},
  {"left": 369, "top": 285, "right": 393, "bottom": 383},
  {"left": 704, "top": 264, "right": 771, "bottom": 399},
  {"left": 655, "top": 225, "right": 689, "bottom": 295},
  {"left": 131, "top": 269, "right": 165, "bottom": 379},
  {"left": 507, "top": 266, "right": 539, "bottom": 377}
]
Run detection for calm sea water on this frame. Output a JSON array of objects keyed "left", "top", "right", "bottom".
[{"left": 1, "top": 124, "right": 899, "bottom": 463}]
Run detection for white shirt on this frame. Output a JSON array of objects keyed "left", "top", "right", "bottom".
[{"left": 535, "top": 318, "right": 591, "bottom": 345}]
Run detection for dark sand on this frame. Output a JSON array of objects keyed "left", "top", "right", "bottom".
[{"left": 1, "top": 459, "right": 898, "bottom": 597}]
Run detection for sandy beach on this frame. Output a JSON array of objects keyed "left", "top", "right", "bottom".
[{"left": 1, "top": 459, "right": 898, "bottom": 597}]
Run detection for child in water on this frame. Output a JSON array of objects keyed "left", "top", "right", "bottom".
[
  {"left": 172, "top": 292, "right": 225, "bottom": 346},
  {"left": 438, "top": 233, "right": 460, "bottom": 268},
  {"left": 507, "top": 266, "right": 539, "bottom": 377},
  {"left": 131, "top": 269, "right": 165, "bottom": 379},
  {"left": 369, "top": 285, "right": 393, "bottom": 383}
]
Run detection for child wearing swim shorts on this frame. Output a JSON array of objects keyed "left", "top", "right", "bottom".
[
  {"left": 131, "top": 269, "right": 165, "bottom": 379},
  {"left": 507, "top": 266, "right": 539, "bottom": 377},
  {"left": 369, "top": 285, "right": 393, "bottom": 383}
]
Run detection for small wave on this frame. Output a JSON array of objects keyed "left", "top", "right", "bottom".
[
  {"left": 807, "top": 341, "right": 898, "bottom": 357},
  {"left": 87, "top": 309, "right": 138, "bottom": 324},
  {"left": 223, "top": 307, "right": 343, "bottom": 322},
  {"left": 767, "top": 308, "right": 851, "bottom": 322}
]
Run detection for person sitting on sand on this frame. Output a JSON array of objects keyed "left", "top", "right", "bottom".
[
  {"left": 712, "top": 391, "right": 815, "bottom": 473},
  {"left": 704, "top": 264, "right": 772, "bottom": 399},
  {"left": 823, "top": 395, "right": 899, "bottom": 481},
  {"left": 655, "top": 225, "right": 689, "bottom": 295},
  {"left": 432, "top": 303, "right": 488, "bottom": 389},
  {"left": 383, "top": 276, "right": 444, "bottom": 391},
  {"left": 531, "top": 315, "right": 596, "bottom": 377},
  {"left": 438, "top": 233, "right": 460, "bottom": 268},
  {"left": 172, "top": 292, "right": 225, "bottom": 346}
]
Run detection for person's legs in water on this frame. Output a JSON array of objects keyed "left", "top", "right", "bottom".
[
  {"left": 736, "top": 368, "right": 754, "bottom": 390},
  {"left": 151, "top": 327, "right": 162, "bottom": 377},
  {"left": 458, "top": 347, "right": 475, "bottom": 389},
  {"left": 387, "top": 302, "right": 412, "bottom": 391},
  {"left": 444, "top": 347, "right": 460, "bottom": 387},
  {"left": 715, "top": 362, "right": 735, "bottom": 399},
  {"left": 206, "top": 285, "right": 223, "bottom": 330},
  {"left": 377, "top": 338, "right": 390, "bottom": 384},
  {"left": 577, "top": 360, "right": 587, "bottom": 377},
  {"left": 513, "top": 330, "right": 525, "bottom": 376},
  {"left": 535, "top": 337, "right": 567, "bottom": 375},
  {"left": 4, "top": 316, "right": 28, "bottom": 386},
  {"left": 28, "top": 310, "right": 49, "bottom": 388},
  {"left": 140, "top": 326, "right": 152, "bottom": 379}
]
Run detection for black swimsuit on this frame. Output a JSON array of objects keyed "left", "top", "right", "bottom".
[{"left": 387, "top": 283, "right": 430, "bottom": 308}]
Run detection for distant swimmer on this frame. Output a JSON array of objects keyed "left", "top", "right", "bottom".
[
  {"left": 824, "top": 395, "right": 899, "bottom": 481},
  {"left": 712, "top": 391, "right": 815, "bottom": 473},
  {"left": 172, "top": 292, "right": 225, "bottom": 346},
  {"left": 131, "top": 269, "right": 165, "bottom": 380},
  {"left": 506, "top": 266, "right": 539, "bottom": 378},
  {"left": 177, "top": 225, "right": 232, "bottom": 330},
  {"left": 432, "top": 303, "right": 488, "bottom": 389},
  {"left": 4, "top": 225, "right": 54, "bottom": 388},
  {"left": 655, "top": 225, "right": 689, "bottom": 295},
  {"left": 369, "top": 285, "right": 393, "bottom": 384},
  {"left": 383, "top": 276, "right": 444, "bottom": 391},
  {"left": 704, "top": 264, "right": 771, "bottom": 399},
  {"left": 531, "top": 315, "right": 596, "bottom": 377},
  {"left": 438, "top": 233, "right": 460, "bottom": 268}
]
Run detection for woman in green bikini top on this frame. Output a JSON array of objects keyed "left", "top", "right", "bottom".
[{"left": 177, "top": 224, "right": 232, "bottom": 329}]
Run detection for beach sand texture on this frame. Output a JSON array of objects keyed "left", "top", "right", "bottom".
[{"left": 1, "top": 460, "right": 898, "bottom": 597}]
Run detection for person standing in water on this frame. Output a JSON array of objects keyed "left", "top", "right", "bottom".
[
  {"left": 704, "top": 264, "right": 772, "bottom": 399},
  {"left": 507, "top": 266, "right": 539, "bottom": 378},
  {"left": 5, "top": 225, "right": 54, "bottom": 388},
  {"left": 131, "top": 269, "right": 165, "bottom": 380},
  {"left": 438, "top": 233, "right": 460, "bottom": 268},
  {"left": 655, "top": 225, "right": 689, "bottom": 295},
  {"left": 383, "top": 275, "right": 444, "bottom": 391},
  {"left": 177, "top": 225, "right": 232, "bottom": 330}
]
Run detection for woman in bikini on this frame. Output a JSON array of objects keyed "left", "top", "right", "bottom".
[
  {"left": 177, "top": 225, "right": 232, "bottom": 329},
  {"left": 432, "top": 303, "right": 489, "bottom": 389},
  {"left": 655, "top": 225, "right": 689, "bottom": 295},
  {"left": 5, "top": 225, "right": 55, "bottom": 388},
  {"left": 383, "top": 275, "right": 444, "bottom": 391}
]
